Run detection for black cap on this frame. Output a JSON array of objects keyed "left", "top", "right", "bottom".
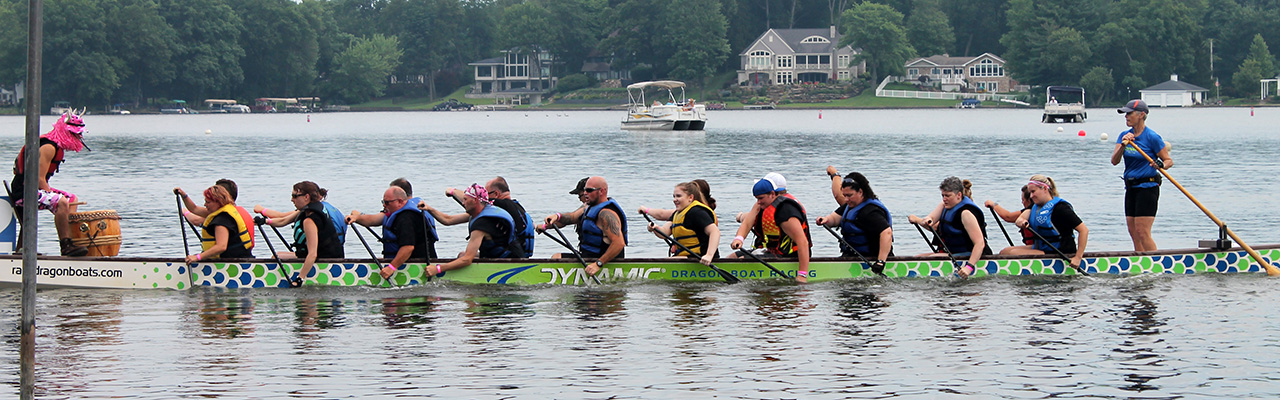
[
  {"left": 1118, "top": 99, "right": 1149, "bottom": 114},
  {"left": 569, "top": 177, "right": 589, "bottom": 194}
]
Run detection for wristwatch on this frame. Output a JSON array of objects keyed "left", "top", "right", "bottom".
[{"left": 594, "top": 260, "right": 603, "bottom": 268}]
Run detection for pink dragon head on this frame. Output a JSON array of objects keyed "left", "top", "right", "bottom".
[{"left": 44, "top": 111, "right": 86, "bottom": 152}]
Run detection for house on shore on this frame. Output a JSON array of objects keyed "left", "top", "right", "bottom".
[
  {"left": 737, "top": 26, "right": 865, "bottom": 86},
  {"left": 467, "top": 47, "right": 558, "bottom": 105},
  {"left": 903, "top": 53, "right": 1018, "bottom": 93},
  {"left": 1140, "top": 74, "right": 1208, "bottom": 107}
]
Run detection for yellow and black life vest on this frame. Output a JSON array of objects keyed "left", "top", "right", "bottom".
[
  {"left": 201, "top": 203, "right": 253, "bottom": 256},
  {"left": 670, "top": 200, "right": 716, "bottom": 257}
]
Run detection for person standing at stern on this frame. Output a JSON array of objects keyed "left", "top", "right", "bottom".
[{"left": 1110, "top": 99, "right": 1171, "bottom": 251}]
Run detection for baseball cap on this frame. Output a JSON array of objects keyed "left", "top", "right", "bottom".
[
  {"left": 569, "top": 177, "right": 589, "bottom": 194},
  {"left": 1117, "top": 99, "right": 1149, "bottom": 114},
  {"left": 763, "top": 172, "right": 786, "bottom": 191},
  {"left": 752, "top": 178, "right": 777, "bottom": 197}
]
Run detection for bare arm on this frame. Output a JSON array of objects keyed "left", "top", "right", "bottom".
[
  {"left": 545, "top": 205, "right": 587, "bottom": 228},
  {"left": 815, "top": 211, "right": 842, "bottom": 227},
  {"left": 299, "top": 218, "right": 320, "bottom": 278},
  {"left": 1110, "top": 142, "right": 1125, "bottom": 165},
  {"left": 961, "top": 210, "right": 984, "bottom": 266},
  {"left": 640, "top": 206, "right": 675, "bottom": 220},
  {"left": 436, "top": 231, "right": 488, "bottom": 273},
  {"left": 1156, "top": 144, "right": 1172, "bottom": 169},
  {"left": 731, "top": 203, "right": 761, "bottom": 249},
  {"left": 779, "top": 218, "right": 810, "bottom": 282},
  {"left": 877, "top": 227, "right": 893, "bottom": 261},
  {"left": 346, "top": 211, "right": 383, "bottom": 227},
  {"left": 186, "top": 225, "right": 229, "bottom": 263},
  {"left": 597, "top": 209, "right": 626, "bottom": 265},
  {"left": 701, "top": 222, "right": 721, "bottom": 265},
  {"left": 175, "top": 187, "right": 207, "bottom": 215},
  {"left": 827, "top": 166, "right": 846, "bottom": 206},
  {"left": 1072, "top": 223, "right": 1089, "bottom": 268},
  {"left": 983, "top": 200, "right": 1020, "bottom": 222},
  {"left": 419, "top": 203, "right": 468, "bottom": 226}
]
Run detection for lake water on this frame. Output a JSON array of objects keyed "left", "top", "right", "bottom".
[{"left": 1, "top": 108, "right": 1278, "bottom": 398}]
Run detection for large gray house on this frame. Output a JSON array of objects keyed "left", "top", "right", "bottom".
[
  {"left": 737, "top": 26, "right": 865, "bottom": 86},
  {"left": 467, "top": 47, "right": 558, "bottom": 105}
]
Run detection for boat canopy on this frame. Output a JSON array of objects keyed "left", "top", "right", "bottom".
[
  {"left": 627, "top": 80, "right": 687, "bottom": 90},
  {"left": 204, "top": 99, "right": 237, "bottom": 105}
]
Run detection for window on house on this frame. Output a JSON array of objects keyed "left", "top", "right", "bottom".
[
  {"left": 749, "top": 51, "right": 771, "bottom": 68},
  {"left": 778, "top": 55, "right": 793, "bottom": 68},
  {"left": 801, "top": 36, "right": 830, "bottom": 43},
  {"left": 776, "top": 71, "right": 794, "bottom": 84},
  {"left": 838, "top": 55, "right": 850, "bottom": 68},
  {"left": 932, "top": 68, "right": 940, "bottom": 75},
  {"left": 477, "top": 66, "right": 491, "bottom": 77},
  {"left": 808, "top": 55, "right": 819, "bottom": 64},
  {"left": 838, "top": 71, "right": 850, "bottom": 80},
  {"left": 819, "top": 55, "right": 830, "bottom": 65},
  {"left": 908, "top": 68, "right": 918, "bottom": 77}
]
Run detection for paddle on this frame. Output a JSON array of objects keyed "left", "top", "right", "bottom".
[
  {"left": 543, "top": 225, "right": 603, "bottom": 285},
  {"left": 175, "top": 191, "right": 191, "bottom": 260},
  {"left": 913, "top": 223, "right": 938, "bottom": 253},
  {"left": 1022, "top": 226, "right": 1089, "bottom": 276},
  {"left": 351, "top": 222, "right": 392, "bottom": 285},
  {"left": 821, "top": 225, "right": 883, "bottom": 277},
  {"left": 1123, "top": 140, "right": 1280, "bottom": 276},
  {"left": 254, "top": 217, "right": 299, "bottom": 287},
  {"left": 640, "top": 213, "right": 738, "bottom": 283},
  {"left": 987, "top": 205, "right": 1016, "bottom": 247},
  {"left": 267, "top": 223, "right": 295, "bottom": 252},
  {"left": 913, "top": 221, "right": 967, "bottom": 276}
]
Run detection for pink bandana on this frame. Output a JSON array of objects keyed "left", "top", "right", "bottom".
[
  {"left": 464, "top": 183, "right": 491, "bottom": 205},
  {"left": 1027, "top": 180, "right": 1051, "bottom": 190}
]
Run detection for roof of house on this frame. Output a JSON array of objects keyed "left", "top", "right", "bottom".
[
  {"left": 740, "top": 28, "right": 853, "bottom": 55},
  {"left": 1143, "top": 79, "right": 1208, "bottom": 92},
  {"left": 906, "top": 53, "right": 1006, "bottom": 68},
  {"left": 469, "top": 57, "right": 504, "bottom": 66}
]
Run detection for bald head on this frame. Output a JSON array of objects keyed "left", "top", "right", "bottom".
[
  {"left": 385, "top": 186, "right": 407, "bottom": 200},
  {"left": 583, "top": 176, "right": 608, "bottom": 205},
  {"left": 587, "top": 176, "right": 607, "bottom": 190},
  {"left": 486, "top": 176, "right": 511, "bottom": 200}
]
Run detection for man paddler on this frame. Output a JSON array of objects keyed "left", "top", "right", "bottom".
[
  {"left": 729, "top": 173, "right": 812, "bottom": 283},
  {"left": 347, "top": 186, "right": 437, "bottom": 280},
  {"left": 485, "top": 176, "right": 535, "bottom": 257},
  {"left": 419, "top": 184, "right": 522, "bottom": 277},
  {"left": 9, "top": 112, "right": 89, "bottom": 256},
  {"left": 539, "top": 176, "right": 627, "bottom": 276}
]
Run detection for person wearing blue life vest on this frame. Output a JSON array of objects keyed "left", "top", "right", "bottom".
[
  {"left": 815, "top": 167, "right": 893, "bottom": 275},
  {"left": 347, "top": 186, "right": 437, "bottom": 279},
  {"left": 985, "top": 186, "right": 1036, "bottom": 247},
  {"left": 253, "top": 181, "right": 344, "bottom": 286},
  {"left": 484, "top": 176, "right": 535, "bottom": 257},
  {"left": 539, "top": 176, "right": 627, "bottom": 276},
  {"left": 1110, "top": 99, "right": 1172, "bottom": 251},
  {"left": 639, "top": 180, "right": 720, "bottom": 265},
  {"left": 253, "top": 186, "right": 347, "bottom": 246},
  {"left": 419, "top": 184, "right": 522, "bottom": 278},
  {"left": 908, "top": 177, "right": 989, "bottom": 277},
  {"left": 1000, "top": 175, "right": 1090, "bottom": 268}
]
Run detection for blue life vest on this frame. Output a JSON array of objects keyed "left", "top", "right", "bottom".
[
  {"left": 504, "top": 199, "right": 536, "bottom": 257},
  {"left": 469, "top": 204, "right": 520, "bottom": 258},
  {"left": 291, "top": 201, "right": 344, "bottom": 259},
  {"left": 579, "top": 198, "right": 627, "bottom": 257},
  {"left": 840, "top": 198, "right": 891, "bottom": 256},
  {"left": 940, "top": 196, "right": 988, "bottom": 255},
  {"left": 1029, "top": 197, "right": 1067, "bottom": 253},
  {"left": 381, "top": 198, "right": 438, "bottom": 258},
  {"left": 321, "top": 201, "right": 347, "bottom": 244}
]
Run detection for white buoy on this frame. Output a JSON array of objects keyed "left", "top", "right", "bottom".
[
  {"left": 1100, "top": 133, "right": 1109, "bottom": 141},
  {"left": 1056, "top": 127, "right": 1064, "bottom": 133},
  {"left": 205, "top": 129, "right": 212, "bottom": 135}
]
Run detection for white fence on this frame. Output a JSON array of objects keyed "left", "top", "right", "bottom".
[{"left": 875, "top": 76, "right": 1021, "bottom": 101}]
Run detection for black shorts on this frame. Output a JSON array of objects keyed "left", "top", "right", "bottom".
[{"left": 1125, "top": 185, "right": 1160, "bottom": 217}]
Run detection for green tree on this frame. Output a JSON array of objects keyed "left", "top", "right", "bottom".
[
  {"left": 384, "top": 0, "right": 465, "bottom": 99},
  {"left": 905, "top": 0, "right": 954, "bottom": 57},
  {"left": 105, "top": 0, "right": 178, "bottom": 105},
  {"left": 1079, "top": 66, "right": 1113, "bottom": 105},
  {"left": 1232, "top": 34, "right": 1276, "bottom": 98},
  {"left": 839, "top": 2, "right": 915, "bottom": 84},
  {"left": 42, "top": 0, "right": 125, "bottom": 105},
  {"left": 228, "top": 0, "right": 319, "bottom": 97},
  {"left": 159, "top": 0, "right": 245, "bottom": 100},
  {"left": 660, "top": 0, "right": 730, "bottom": 82},
  {"left": 329, "top": 34, "right": 402, "bottom": 103}
]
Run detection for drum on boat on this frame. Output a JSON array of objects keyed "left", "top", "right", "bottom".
[{"left": 69, "top": 210, "right": 122, "bottom": 256}]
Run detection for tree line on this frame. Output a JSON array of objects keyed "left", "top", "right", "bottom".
[{"left": 0, "top": 0, "right": 1276, "bottom": 109}]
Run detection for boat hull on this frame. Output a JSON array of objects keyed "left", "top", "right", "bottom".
[{"left": 1, "top": 246, "right": 1277, "bottom": 289}]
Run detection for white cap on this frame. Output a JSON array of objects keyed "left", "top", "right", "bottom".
[{"left": 763, "top": 172, "right": 786, "bottom": 191}]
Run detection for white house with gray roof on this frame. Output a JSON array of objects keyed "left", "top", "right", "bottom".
[
  {"left": 1140, "top": 74, "right": 1208, "bottom": 107},
  {"left": 737, "top": 26, "right": 864, "bottom": 86},
  {"left": 904, "top": 53, "right": 1017, "bottom": 93}
]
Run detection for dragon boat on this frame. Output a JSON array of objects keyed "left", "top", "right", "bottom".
[{"left": 1, "top": 245, "right": 1278, "bottom": 289}]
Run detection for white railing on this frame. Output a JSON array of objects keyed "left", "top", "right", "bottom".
[
  {"left": 875, "top": 76, "right": 1020, "bottom": 101},
  {"left": 794, "top": 64, "right": 830, "bottom": 70}
]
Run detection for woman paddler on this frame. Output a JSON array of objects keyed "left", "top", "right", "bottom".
[
  {"left": 1110, "top": 99, "right": 1171, "bottom": 251},
  {"left": 985, "top": 185, "right": 1035, "bottom": 248},
  {"left": 814, "top": 167, "right": 893, "bottom": 275},
  {"left": 1001, "top": 175, "right": 1089, "bottom": 268},
  {"left": 256, "top": 181, "right": 344, "bottom": 286},
  {"left": 639, "top": 180, "right": 720, "bottom": 265},
  {"left": 907, "top": 177, "right": 989, "bottom": 277},
  {"left": 186, "top": 185, "right": 253, "bottom": 264}
]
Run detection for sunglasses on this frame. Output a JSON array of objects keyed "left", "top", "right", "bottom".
[
  {"left": 582, "top": 187, "right": 600, "bottom": 193},
  {"left": 291, "top": 193, "right": 306, "bottom": 198},
  {"left": 381, "top": 199, "right": 397, "bottom": 205}
]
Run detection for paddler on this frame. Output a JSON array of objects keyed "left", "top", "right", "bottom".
[
  {"left": 907, "top": 176, "right": 990, "bottom": 277},
  {"left": 484, "top": 176, "right": 535, "bottom": 257},
  {"left": 185, "top": 185, "right": 254, "bottom": 263},
  {"left": 539, "top": 176, "right": 627, "bottom": 276},
  {"left": 728, "top": 173, "right": 812, "bottom": 282},
  {"left": 254, "top": 181, "right": 344, "bottom": 286},
  {"left": 178, "top": 179, "right": 257, "bottom": 250},
  {"left": 419, "top": 184, "right": 522, "bottom": 278},
  {"left": 639, "top": 180, "right": 720, "bottom": 265},
  {"left": 814, "top": 167, "right": 893, "bottom": 275},
  {"left": 9, "top": 112, "right": 89, "bottom": 256},
  {"left": 1111, "top": 99, "right": 1171, "bottom": 251},
  {"left": 984, "top": 186, "right": 1035, "bottom": 247},
  {"left": 347, "top": 186, "right": 437, "bottom": 279},
  {"left": 1002, "top": 175, "right": 1089, "bottom": 269}
]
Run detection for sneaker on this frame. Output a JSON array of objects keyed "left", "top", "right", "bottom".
[{"left": 60, "top": 238, "right": 88, "bottom": 257}]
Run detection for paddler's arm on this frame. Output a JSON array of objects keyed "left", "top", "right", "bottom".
[
  {"left": 175, "top": 187, "right": 208, "bottom": 216},
  {"left": 638, "top": 206, "right": 674, "bottom": 220},
  {"left": 827, "top": 166, "right": 846, "bottom": 206},
  {"left": 253, "top": 205, "right": 295, "bottom": 219},
  {"left": 389, "top": 244, "right": 413, "bottom": 269},
  {"left": 544, "top": 205, "right": 586, "bottom": 229},
  {"left": 593, "top": 208, "right": 626, "bottom": 275},
  {"left": 299, "top": 218, "right": 320, "bottom": 280},
  {"left": 779, "top": 217, "right": 809, "bottom": 283},
  {"left": 346, "top": 210, "right": 383, "bottom": 227},
  {"left": 815, "top": 212, "right": 841, "bottom": 227},
  {"left": 432, "top": 232, "right": 487, "bottom": 276},
  {"left": 418, "top": 202, "right": 467, "bottom": 226},
  {"left": 187, "top": 225, "right": 229, "bottom": 263},
  {"left": 1110, "top": 142, "right": 1125, "bottom": 165},
  {"left": 36, "top": 145, "right": 55, "bottom": 191},
  {"left": 701, "top": 222, "right": 721, "bottom": 266},
  {"left": 258, "top": 209, "right": 298, "bottom": 228},
  {"left": 877, "top": 227, "right": 893, "bottom": 262},
  {"left": 1072, "top": 223, "right": 1089, "bottom": 268},
  {"left": 730, "top": 203, "right": 760, "bottom": 249},
  {"left": 961, "top": 210, "right": 984, "bottom": 266},
  {"left": 983, "top": 200, "right": 1019, "bottom": 222},
  {"left": 1155, "top": 143, "right": 1172, "bottom": 169}
]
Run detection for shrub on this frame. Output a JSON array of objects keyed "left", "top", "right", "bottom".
[{"left": 558, "top": 74, "right": 591, "bottom": 92}]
